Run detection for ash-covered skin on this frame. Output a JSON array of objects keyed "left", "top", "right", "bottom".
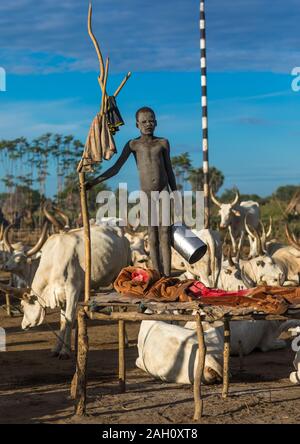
[{"left": 88, "top": 107, "right": 177, "bottom": 276}]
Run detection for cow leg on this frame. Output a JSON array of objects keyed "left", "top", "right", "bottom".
[
  {"left": 59, "top": 295, "right": 79, "bottom": 359},
  {"left": 55, "top": 289, "right": 79, "bottom": 359},
  {"left": 51, "top": 309, "right": 71, "bottom": 358}
]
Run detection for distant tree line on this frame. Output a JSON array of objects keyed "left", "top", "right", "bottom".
[{"left": 0, "top": 138, "right": 299, "bottom": 238}]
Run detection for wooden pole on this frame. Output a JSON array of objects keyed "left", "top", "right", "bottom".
[
  {"left": 193, "top": 312, "right": 206, "bottom": 420},
  {"left": 118, "top": 320, "right": 126, "bottom": 393},
  {"left": 222, "top": 318, "right": 231, "bottom": 398},
  {"left": 79, "top": 173, "right": 91, "bottom": 305},
  {"left": 5, "top": 292, "right": 11, "bottom": 317},
  {"left": 90, "top": 312, "right": 199, "bottom": 322},
  {"left": 200, "top": 0, "right": 210, "bottom": 229},
  {"left": 74, "top": 309, "right": 89, "bottom": 416}
]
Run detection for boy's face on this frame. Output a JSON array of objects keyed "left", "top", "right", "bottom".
[{"left": 136, "top": 111, "right": 157, "bottom": 136}]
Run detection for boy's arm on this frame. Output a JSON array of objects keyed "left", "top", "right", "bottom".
[
  {"left": 163, "top": 140, "right": 177, "bottom": 192},
  {"left": 86, "top": 142, "right": 132, "bottom": 190}
]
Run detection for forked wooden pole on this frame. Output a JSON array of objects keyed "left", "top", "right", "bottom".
[
  {"left": 222, "top": 318, "right": 231, "bottom": 398},
  {"left": 193, "top": 312, "right": 206, "bottom": 421}
]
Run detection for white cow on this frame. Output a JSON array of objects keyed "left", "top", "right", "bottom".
[
  {"left": 172, "top": 229, "right": 222, "bottom": 288},
  {"left": 1, "top": 223, "right": 48, "bottom": 286},
  {"left": 136, "top": 320, "right": 223, "bottom": 384},
  {"left": 238, "top": 220, "right": 286, "bottom": 287},
  {"left": 124, "top": 232, "right": 149, "bottom": 266},
  {"left": 211, "top": 189, "right": 260, "bottom": 257},
  {"left": 19, "top": 225, "right": 131, "bottom": 359},
  {"left": 290, "top": 350, "right": 300, "bottom": 384},
  {"left": 266, "top": 225, "right": 300, "bottom": 286},
  {"left": 136, "top": 318, "right": 289, "bottom": 386}
]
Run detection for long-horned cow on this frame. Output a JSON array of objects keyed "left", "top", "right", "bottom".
[
  {"left": 1, "top": 223, "right": 131, "bottom": 359},
  {"left": 267, "top": 224, "right": 300, "bottom": 286},
  {"left": 211, "top": 189, "right": 260, "bottom": 257}
]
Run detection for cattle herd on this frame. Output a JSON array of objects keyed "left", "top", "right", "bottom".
[{"left": 0, "top": 194, "right": 300, "bottom": 394}]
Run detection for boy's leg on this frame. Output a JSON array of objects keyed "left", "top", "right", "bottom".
[
  {"left": 159, "top": 225, "right": 171, "bottom": 277},
  {"left": 148, "top": 226, "right": 163, "bottom": 275}
]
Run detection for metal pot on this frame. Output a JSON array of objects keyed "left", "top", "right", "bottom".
[{"left": 171, "top": 224, "right": 207, "bottom": 264}]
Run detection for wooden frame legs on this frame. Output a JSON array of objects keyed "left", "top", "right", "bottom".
[
  {"left": 118, "top": 320, "right": 126, "bottom": 393},
  {"left": 193, "top": 312, "right": 206, "bottom": 420},
  {"left": 222, "top": 318, "right": 231, "bottom": 399},
  {"left": 72, "top": 309, "right": 89, "bottom": 416}
]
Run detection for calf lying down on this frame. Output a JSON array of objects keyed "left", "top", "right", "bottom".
[{"left": 136, "top": 319, "right": 287, "bottom": 385}]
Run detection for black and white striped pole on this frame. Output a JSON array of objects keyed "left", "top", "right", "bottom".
[{"left": 200, "top": 0, "right": 210, "bottom": 229}]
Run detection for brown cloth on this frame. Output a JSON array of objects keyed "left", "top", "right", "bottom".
[
  {"left": 145, "top": 278, "right": 195, "bottom": 302},
  {"left": 80, "top": 113, "right": 117, "bottom": 172},
  {"left": 114, "top": 267, "right": 160, "bottom": 297},
  {"left": 191, "top": 294, "right": 288, "bottom": 315},
  {"left": 248, "top": 285, "right": 300, "bottom": 305},
  {"left": 113, "top": 267, "right": 300, "bottom": 315}
]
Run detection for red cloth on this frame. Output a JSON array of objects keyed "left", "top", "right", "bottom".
[
  {"left": 131, "top": 269, "right": 150, "bottom": 283},
  {"left": 188, "top": 281, "right": 250, "bottom": 299}
]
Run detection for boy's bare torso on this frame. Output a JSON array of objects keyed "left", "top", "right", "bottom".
[{"left": 129, "top": 137, "right": 169, "bottom": 193}]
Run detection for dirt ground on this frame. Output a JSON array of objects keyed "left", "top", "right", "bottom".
[{"left": 0, "top": 303, "right": 300, "bottom": 425}]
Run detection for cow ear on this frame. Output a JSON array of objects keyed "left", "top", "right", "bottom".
[{"left": 232, "top": 210, "right": 241, "bottom": 216}]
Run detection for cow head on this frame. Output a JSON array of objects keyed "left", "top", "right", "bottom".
[
  {"left": 242, "top": 218, "right": 286, "bottom": 286},
  {"left": 0, "top": 283, "right": 43, "bottom": 329},
  {"left": 221, "top": 244, "right": 256, "bottom": 290},
  {"left": 210, "top": 189, "right": 240, "bottom": 228},
  {"left": 1, "top": 222, "right": 48, "bottom": 275},
  {"left": 21, "top": 293, "right": 45, "bottom": 329}
]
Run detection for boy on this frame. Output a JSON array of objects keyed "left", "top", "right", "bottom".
[{"left": 87, "top": 107, "right": 177, "bottom": 276}]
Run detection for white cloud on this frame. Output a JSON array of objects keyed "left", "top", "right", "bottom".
[{"left": 0, "top": 0, "right": 299, "bottom": 74}]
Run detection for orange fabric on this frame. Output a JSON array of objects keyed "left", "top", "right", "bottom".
[{"left": 114, "top": 267, "right": 160, "bottom": 296}]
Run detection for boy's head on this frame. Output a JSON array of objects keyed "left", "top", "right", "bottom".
[{"left": 136, "top": 107, "right": 157, "bottom": 135}]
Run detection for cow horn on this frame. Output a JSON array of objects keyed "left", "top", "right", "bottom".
[
  {"left": 245, "top": 214, "right": 263, "bottom": 256},
  {"left": 210, "top": 189, "right": 222, "bottom": 208},
  {"left": 266, "top": 216, "right": 272, "bottom": 239},
  {"left": 3, "top": 224, "right": 14, "bottom": 253},
  {"left": 52, "top": 206, "right": 70, "bottom": 229},
  {"left": 285, "top": 223, "right": 300, "bottom": 251},
  {"left": 43, "top": 203, "right": 64, "bottom": 230},
  {"left": 279, "top": 273, "right": 286, "bottom": 287},
  {"left": 227, "top": 245, "right": 235, "bottom": 267},
  {"left": 231, "top": 189, "right": 240, "bottom": 207},
  {"left": 26, "top": 221, "right": 49, "bottom": 257},
  {"left": 244, "top": 214, "right": 255, "bottom": 239},
  {"left": 241, "top": 267, "right": 256, "bottom": 288},
  {"left": 0, "top": 282, "right": 30, "bottom": 299},
  {"left": 0, "top": 224, "right": 4, "bottom": 241},
  {"left": 258, "top": 221, "right": 267, "bottom": 252}
]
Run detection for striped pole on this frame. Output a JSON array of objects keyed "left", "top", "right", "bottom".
[{"left": 200, "top": 0, "right": 210, "bottom": 229}]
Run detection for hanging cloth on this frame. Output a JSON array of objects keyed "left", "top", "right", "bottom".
[
  {"left": 80, "top": 112, "right": 117, "bottom": 172},
  {"left": 106, "top": 96, "right": 124, "bottom": 135}
]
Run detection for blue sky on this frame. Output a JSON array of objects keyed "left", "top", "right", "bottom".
[{"left": 0, "top": 0, "right": 300, "bottom": 197}]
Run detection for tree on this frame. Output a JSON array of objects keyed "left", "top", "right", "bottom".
[
  {"left": 188, "top": 166, "right": 224, "bottom": 194},
  {"left": 171, "top": 152, "right": 191, "bottom": 190},
  {"left": 273, "top": 185, "right": 300, "bottom": 203}
]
